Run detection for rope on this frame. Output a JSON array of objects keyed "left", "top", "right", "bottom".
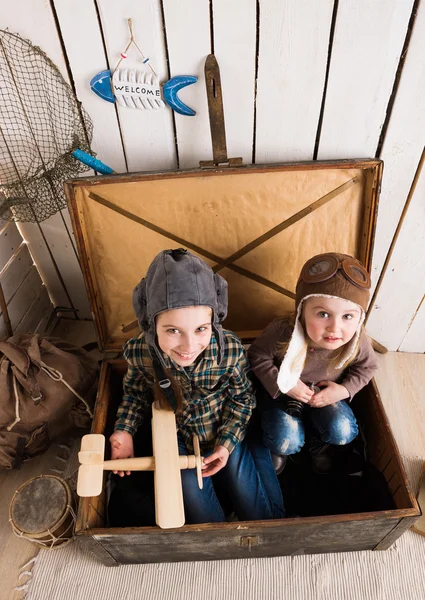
[
  {"left": 13, "top": 558, "right": 38, "bottom": 592},
  {"left": 6, "top": 358, "right": 93, "bottom": 430},
  {"left": 112, "top": 18, "right": 157, "bottom": 77},
  {"left": 6, "top": 372, "right": 21, "bottom": 431},
  {"left": 39, "top": 361, "right": 93, "bottom": 418},
  {"left": 9, "top": 504, "right": 77, "bottom": 549}
]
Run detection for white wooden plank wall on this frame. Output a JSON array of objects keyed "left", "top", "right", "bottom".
[
  {"left": 400, "top": 296, "right": 425, "bottom": 352},
  {"left": 1, "top": 244, "right": 33, "bottom": 302},
  {"left": 52, "top": 0, "right": 127, "bottom": 174},
  {"left": 213, "top": 0, "right": 256, "bottom": 163},
  {"left": 366, "top": 1, "right": 425, "bottom": 351},
  {"left": 97, "top": 0, "right": 176, "bottom": 172},
  {"left": 0, "top": 222, "right": 54, "bottom": 338},
  {"left": 162, "top": 0, "right": 211, "bottom": 168},
  {"left": 1, "top": 1, "right": 92, "bottom": 319},
  {"left": 0, "top": 0, "right": 424, "bottom": 351},
  {"left": 366, "top": 161, "right": 425, "bottom": 351},
  {"left": 255, "top": 0, "right": 333, "bottom": 162},
  {"left": 317, "top": 0, "right": 414, "bottom": 160},
  {"left": 0, "top": 223, "right": 22, "bottom": 273}
]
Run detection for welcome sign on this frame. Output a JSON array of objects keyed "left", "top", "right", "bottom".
[
  {"left": 113, "top": 82, "right": 162, "bottom": 98},
  {"left": 112, "top": 69, "right": 164, "bottom": 109}
]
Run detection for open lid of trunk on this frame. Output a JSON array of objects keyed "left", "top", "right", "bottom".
[{"left": 64, "top": 159, "right": 382, "bottom": 352}]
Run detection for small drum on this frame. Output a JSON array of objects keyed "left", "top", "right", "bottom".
[{"left": 9, "top": 475, "right": 75, "bottom": 548}]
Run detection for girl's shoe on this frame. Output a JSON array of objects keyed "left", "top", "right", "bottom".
[{"left": 308, "top": 437, "right": 333, "bottom": 474}]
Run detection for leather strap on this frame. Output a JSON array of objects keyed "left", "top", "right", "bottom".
[
  {"left": 204, "top": 54, "right": 228, "bottom": 164},
  {"left": 150, "top": 352, "right": 178, "bottom": 413}
]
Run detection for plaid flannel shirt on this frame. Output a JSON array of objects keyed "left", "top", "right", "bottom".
[{"left": 115, "top": 330, "right": 255, "bottom": 454}]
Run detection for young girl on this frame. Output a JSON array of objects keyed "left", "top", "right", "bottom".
[
  {"left": 248, "top": 252, "right": 378, "bottom": 474},
  {"left": 110, "top": 248, "right": 284, "bottom": 524}
]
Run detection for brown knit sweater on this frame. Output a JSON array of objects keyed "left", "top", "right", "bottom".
[{"left": 248, "top": 319, "right": 378, "bottom": 400}]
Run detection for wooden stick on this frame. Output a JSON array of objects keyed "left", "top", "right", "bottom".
[
  {"left": 100, "top": 455, "right": 196, "bottom": 471},
  {"left": 0, "top": 282, "right": 12, "bottom": 337},
  {"left": 371, "top": 337, "right": 388, "bottom": 354}
]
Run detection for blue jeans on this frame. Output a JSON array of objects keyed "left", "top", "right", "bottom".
[
  {"left": 260, "top": 395, "right": 358, "bottom": 456},
  {"left": 178, "top": 424, "right": 285, "bottom": 523}
]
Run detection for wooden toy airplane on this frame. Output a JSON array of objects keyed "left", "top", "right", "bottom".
[{"left": 77, "top": 401, "right": 203, "bottom": 529}]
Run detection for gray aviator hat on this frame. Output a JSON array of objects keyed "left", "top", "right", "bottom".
[{"left": 132, "top": 248, "right": 228, "bottom": 368}]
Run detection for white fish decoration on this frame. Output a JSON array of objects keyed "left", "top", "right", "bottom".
[
  {"left": 90, "top": 69, "right": 197, "bottom": 116},
  {"left": 112, "top": 69, "right": 165, "bottom": 110}
]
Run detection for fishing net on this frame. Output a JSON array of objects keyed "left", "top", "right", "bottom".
[{"left": 0, "top": 30, "right": 93, "bottom": 223}]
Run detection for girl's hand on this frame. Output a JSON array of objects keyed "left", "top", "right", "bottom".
[
  {"left": 308, "top": 381, "right": 350, "bottom": 408},
  {"left": 109, "top": 430, "right": 134, "bottom": 477},
  {"left": 201, "top": 445, "right": 230, "bottom": 477},
  {"left": 286, "top": 380, "right": 315, "bottom": 403}
]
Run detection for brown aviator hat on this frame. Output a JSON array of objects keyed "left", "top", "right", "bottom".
[
  {"left": 277, "top": 252, "right": 371, "bottom": 394},
  {"left": 296, "top": 252, "right": 371, "bottom": 312}
]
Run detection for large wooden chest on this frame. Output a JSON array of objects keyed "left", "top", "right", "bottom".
[{"left": 65, "top": 159, "right": 420, "bottom": 565}]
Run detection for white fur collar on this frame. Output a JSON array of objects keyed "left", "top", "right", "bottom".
[{"left": 277, "top": 294, "right": 365, "bottom": 393}]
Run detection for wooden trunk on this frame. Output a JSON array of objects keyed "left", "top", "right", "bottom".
[{"left": 65, "top": 159, "right": 420, "bottom": 565}]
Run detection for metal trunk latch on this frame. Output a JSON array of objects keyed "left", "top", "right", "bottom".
[{"left": 240, "top": 535, "right": 259, "bottom": 551}]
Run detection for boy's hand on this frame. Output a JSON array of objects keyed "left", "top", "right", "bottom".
[
  {"left": 201, "top": 445, "right": 229, "bottom": 477},
  {"left": 109, "top": 430, "right": 134, "bottom": 477},
  {"left": 286, "top": 380, "right": 315, "bottom": 403},
  {"left": 308, "top": 381, "right": 350, "bottom": 408}
]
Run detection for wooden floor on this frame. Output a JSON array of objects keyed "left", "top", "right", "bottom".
[
  {"left": 374, "top": 351, "right": 425, "bottom": 458},
  {"left": 0, "top": 321, "right": 424, "bottom": 599}
]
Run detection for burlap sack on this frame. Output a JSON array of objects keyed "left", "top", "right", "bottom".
[{"left": 0, "top": 333, "right": 99, "bottom": 469}]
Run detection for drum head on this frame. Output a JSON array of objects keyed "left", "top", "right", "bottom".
[{"left": 11, "top": 476, "right": 68, "bottom": 534}]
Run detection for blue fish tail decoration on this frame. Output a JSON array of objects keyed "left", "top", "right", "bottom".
[{"left": 162, "top": 76, "right": 197, "bottom": 116}]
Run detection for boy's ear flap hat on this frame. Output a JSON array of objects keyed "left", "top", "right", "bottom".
[
  {"left": 132, "top": 248, "right": 228, "bottom": 367},
  {"left": 277, "top": 252, "right": 371, "bottom": 394}
]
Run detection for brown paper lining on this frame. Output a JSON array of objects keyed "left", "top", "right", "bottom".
[{"left": 67, "top": 163, "right": 379, "bottom": 350}]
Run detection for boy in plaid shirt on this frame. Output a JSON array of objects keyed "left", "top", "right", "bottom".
[{"left": 110, "top": 248, "right": 284, "bottom": 524}]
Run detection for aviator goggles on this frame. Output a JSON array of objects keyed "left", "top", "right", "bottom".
[{"left": 299, "top": 254, "right": 371, "bottom": 290}]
